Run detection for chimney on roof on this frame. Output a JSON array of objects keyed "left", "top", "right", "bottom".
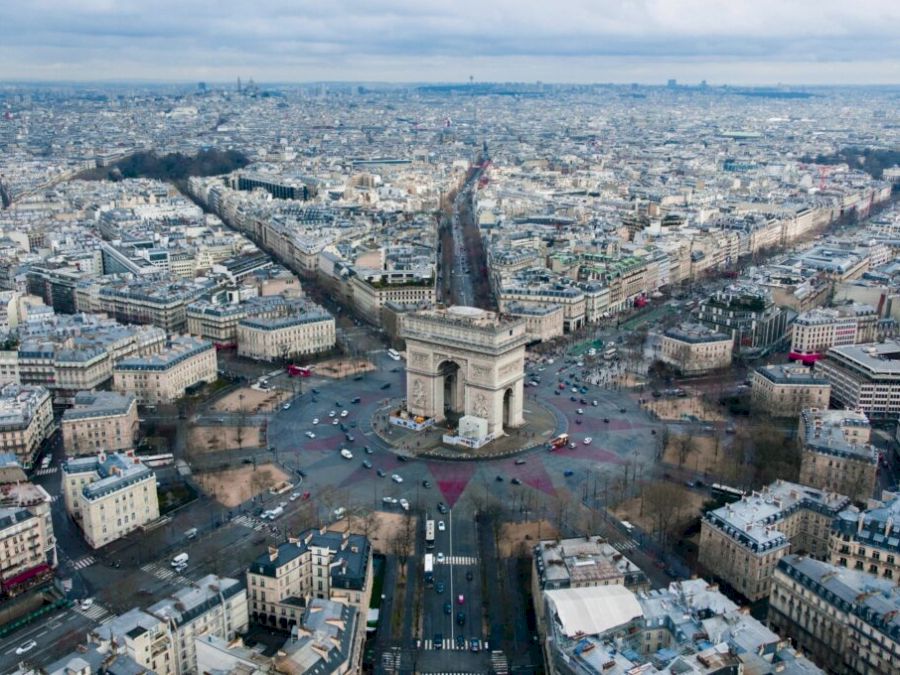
[
  {"left": 858, "top": 512, "right": 866, "bottom": 534},
  {"left": 268, "top": 545, "right": 278, "bottom": 562}
]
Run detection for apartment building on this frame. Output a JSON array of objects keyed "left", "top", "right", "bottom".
[
  {"left": 0, "top": 477, "right": 56, "bottom": 577},
  {"left": 696, "top": 286, "right": 789, "bottom": 357},
  {"left": 830, "top": 494, "right": 900, "bottom": 582},
  {"left": 62, "top": 391, "right": 139, "bottom": 456},
  {"left": 699, "top": 480, "right": 850, "bottom": 601},
  {"left": 498, "top": 285, "right": 586, "bottom": 332},
  {"left": 750, "top": 364, "right": 832, "bottom": 417},
  {"left": 90, "top": 607, "right": 177, "bottom": 675},
  {"left": 0, "top": 350, "right": 19, "bottom": 386},
  {"left": 798, "top": 408, "right": 877, "bottom": 503},
  {"left": 274, "top": 598, "right": 363, "bottom": 674},
  {"left": 148, "top": 574, "right": 249, "bottom": 675},
  {"left": 505, "top": 302, "right": 564, "bottom": 344},
  {"left": 769, "top": 555, "right": 900, "bottom": 675},
  {"left": 541, "top": 578, "right": 822, "bottom": 675},
  {"left": 0, "top": 506, "right": 55, "bottom": 598},
  {"left": 236, "top": 307, "right": 335, "bottom": 361},
  {"left": 348, "top": 274, "right": 436, "bottom": 326},
  {"left": 0, "top": 383, "right": 53, "bottom": 469},
  {"left": 246, "top": 528, "right": 372, "bottom": 632},
  {"left": 789, "top": 304, "right": 878, "bottom": 363},
  {"left": 62, "top": 451, "right": 160, "bottom": 549},
  {"left": 814, "top": 340, "right": 900, "bottom": 419},
  {"left": 113, "top": 335, "right": 217, "bottom": 405},
  {"left": 657, "top": 323, "right": 733, "bottom": 375}
]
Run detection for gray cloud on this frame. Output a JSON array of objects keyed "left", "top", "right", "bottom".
[{"left": 0, "top": 0, "right": 898, "bottom": 83}]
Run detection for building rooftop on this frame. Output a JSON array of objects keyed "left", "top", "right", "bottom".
[
  {"left": 148, "top": 574, "right": 244, "bottom": 628},
  {"left": 754, "top": 364, "right": 830, "bottom": 387},
  {"left": 703, "top": 480, "right": 850, "bottom": 553},
  {"left": 0, "top": 383, "right": 50, "bottom": 430},
  {"left": 63, "top": 391, "right": 136, "bottom": 421},
  {"left": 663, "top": 322, "right": 731, "bottom": 344},
  {"left": 534, "top": 536, "right": 646, "bottom": 589},
  {"left": 114, "top": 335, "right": 212, "bottom": 372},
  {"left": 799, "top": 408, "right": 876, "bottom": 462},
  {"left": 63, "top": 451, "right": 155, "bottom": 502}
]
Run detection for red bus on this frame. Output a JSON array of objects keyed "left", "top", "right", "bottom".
[
  {"left": 549, "top": 433, "right": 569, "bottom": 450},
  {"left": 287, "top": 365, "right": 312, "bottom": 377}
]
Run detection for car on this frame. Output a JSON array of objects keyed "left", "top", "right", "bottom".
[
  {"left": 434, "top": 633, "right": 443, "bottom": 649},
  {"left": 580, "top": 398, "right": 587, "bottom": 404},
  {"left": 362, "top": 460, "right": 372, "bottom": 469},
  {"left": 456, "top": 634, "right": 466, "bottom": 649},
  {"left": 399, "top": 498, "right": 410, "bottom": 510},
  {"left": 575, "top": 418, "right": 582, "bottom": 425},
  {"left": 364, "top": 445, "right": 373, "bottom": 454},
  {"left": 620, "top": 407, "right": 626, "bottom": 413},
  {"left": 345, "top": 434, "right": 355, "bottom": 442},
  {"left": 568, "top": 442, "right": 577, "bottom": 449},
  {"left": 332, "top": 419, "right": 339, "bottom": 425},
  {"left": 576, "top": 408, "right": 584, "bottom": 415},
  {"left": 592, "top": 400, "right": 598, "bottom": 406},
  {"left": 514, "top": 458, "right": 527, "bottom": 465},
  {"left": 470, "top": 637, "right": 480, "bottom": 652},
  {"left": 456, "top": 611, "right": 466, "bottom": 626},
  {"left": 335, "top": 401, "right": 342, "bottom": 407},
  {"left": 312, "top": 417, "right": 319, "bottom": 424},
  {"left": 458, "top": 594, "right": 465, "bottom": 604},
  {"left": 329, "top": 410, "right": 336, "bottom": 417},
  {"left": 296, "top": 469, "right": 307, "bottom": 478},
  {"left": 569, "top": 395, "right": 577, "bottom": 402},
  {"left": 352, "top": 396, "right": 361, "bottom": 403},
  {"left": 583, "top": 437, "right": 593, "bottom": 445},
  {"left": 302, "top": 491, "right": 310, "bottom": 500},
  {"left": 16, "top": 639, "right": 37, "bottom": 655},
  {"left": 80, "top": 598, "right": 94, "bottom": 611},
  {"left": 437, "top": 502, "right": 448, "bottom": 514},
  {"left": 604, "top": 417, "right": 610, "bottom": 423},
  {"left": 382, "top": 496, "right": 398, "bottom": 505},
  {"left": 554, "top": 390, "right": 561, "bottom": 395},
  {"left": 564, "top": 469, "right": 574, "bottom": 477},
  {"left": 397, "top": 455, "right": 408, "bottom": 462},
  {"left": 305, "top": 431, "right": 316, "bottom": 439},
  {"left": 333, "top": 507, "right": 346, "bottom": 519},
  {"left": 340, "top": 410, "right": 349, "bottom": 418},
  {"left": 340, "top": 448, "right": 353, "bottom": 460},
  {"left": 377, "top": 469, "right": 386, "bottom": 477},
  {"left": 495, "top": 475, "right": 503, "bottom": 482},
  {"left": 436, "top": 552, "right": 445, "bottom": 563},
  {"left": 571, "top": 388, "right": 578, "bottom": 393},
  {"left": 465, "top": 570, "right": 473, "bottom": 581},
  {"left": 511, "top": 477, "right": 522, "bottom": 485},
  {"left": 380, "top": 383, "right": 391, "bottom": 389},
  {"left": 311, "top": 389, "right": 319, "bottom": 394},
  {"left": 444, "top": 601, "right": 452, "bottom": 615},
  {"left": 422, "top": 480, "right": 431, "bottom": 488},
  {"left": 339, "top": 423, "right": 347, "bottom": 432},
  {"left": 435, "top": 582, "right": 445, "bottom": 593},
  {"left": 353, "top": 375, "right": 363, "bottom": 381},
  {"left": 437, "top": 520, "right": 446, "bottom": 532},
  {"left": 289, "top": 492, "right": 300, "bottom": 501},
  {"left": 391, "top": 474, "right": 403, "bottom": 483},
  {"left": 282, "top": 403, "right": 291, "bottom": 410}
]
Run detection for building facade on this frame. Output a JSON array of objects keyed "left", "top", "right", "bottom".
[
  {"left": 61, "top": 451, "right": 160, "bottom": 549},
  {"left": 62, "top": 391, "right": 139, "bottom": 456},
  {"left": 814, "top": 340, "right": 900, "bottom": 420},
  {"left": 0, "top": 505, "right": 55, "bottom": 598},
  {"left": 829, "top": 494, "right": 900, "bottom": 582},
  {"left": 113, "top": 336, "right": 217, "bottom": 405},
  {"left": 798, "top": 408, "right": 878, "bottom": 504},
  {"left": 769, "top": 555, "right": 900, "bottom": 675},
  {"left": 236, "top": 308, "right": 335, "bottom": 361},
  {"left": 750, "top": 364, "right": 832, "bottom": 417},
  {"left": 699, "top": 480, "right": 850, "bottom": 601},
  {"left": 0, "top": 383, "right": 53, "bottom": 469},
  {"left": 657, "top": 323, "right": 733, "bottom": 375}
]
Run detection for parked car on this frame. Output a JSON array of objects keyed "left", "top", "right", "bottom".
[
  {"left": 391, "top": 474, "right": 403, "bottom": 483},
  {"left": 438, "top": 520, "right": 445, "bottom": 531}
]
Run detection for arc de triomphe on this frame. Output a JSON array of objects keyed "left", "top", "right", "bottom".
[{"left": 402, "top": 306, "right": 527, "bottom": 436}]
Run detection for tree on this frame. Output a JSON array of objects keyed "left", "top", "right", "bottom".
[
  {"left": 642, "top": 481, "right": 690, "bottom": 547},
  {"left": 676, "top": 431, "right": 695, "bottom": 469}
]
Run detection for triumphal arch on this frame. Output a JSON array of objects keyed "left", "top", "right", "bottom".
[{"left": 402, "top": 306, "right": 527, "bottom": 436}]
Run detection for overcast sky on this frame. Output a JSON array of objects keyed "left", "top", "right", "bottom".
[{"left": 1, "top": 0, "right": 898, "bottom": 85}]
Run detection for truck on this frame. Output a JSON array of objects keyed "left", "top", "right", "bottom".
[
  {"left": 424, "top": 553, "right": 434, "bottom": 585},
  {"left": 171, "top": 553, "right": 189, "bottom": 567}
]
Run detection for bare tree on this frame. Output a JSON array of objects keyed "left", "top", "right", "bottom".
[
  {"left": 676, "top": 431, "right": 695, "bottom": 469},
  {"left": 642, "top": 481, "right": 689, "bottom": 547}
]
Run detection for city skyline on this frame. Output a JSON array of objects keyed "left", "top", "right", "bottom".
[{"left": 1, "top": 0, "right": 899, "bottom": 85}]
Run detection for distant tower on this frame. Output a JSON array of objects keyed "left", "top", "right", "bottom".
[
  {"left": 667, "top": 79, "right": 677, "bottom": 88},
  {"left": 237, "top": 77, "right": 242, "bottom": 93}
]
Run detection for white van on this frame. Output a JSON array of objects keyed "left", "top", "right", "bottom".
[
  {"left": 171, "top": 553, "right": 189, "bottom": 567},
  {"left": 184, "top": 528, "right": 198, "bottom": 540}
]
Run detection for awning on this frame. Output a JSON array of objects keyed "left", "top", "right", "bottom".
[{"left": 2, "top": 563, "right": 50, "bottom": 590}]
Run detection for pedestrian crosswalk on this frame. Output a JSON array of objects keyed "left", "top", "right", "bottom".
[
  {"left": 34, "top": 466, "right": 58, "bottom": 476},
  {"left": 75, "top": 602, "right": 112, "bottom": 622},
  {"left": 381, "top": 647, "right": 403, "bottom": 670},
  {"left": 233, "top": 514, "right": 267, "bottom": 532},
  {"left": 72, "top": 555, "right": 96, "bottom": 570},
  {"left": 491, "top": 650, "right": 509, "bottom": 674},
  {"left": 141, "top": 562, "right": 190, "bottom": 584},
  {"left": 435, "top": 555, "right": 478, "bottom": 566},
  {"left": 612, "top": 539, "right": 638, "bottom": 552},
  {"left": 422, "top": 638, "right": 479, "bottom": 651}
]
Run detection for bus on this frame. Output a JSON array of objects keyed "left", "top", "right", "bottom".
[
  {"left": 387, "top": 348, "right": 401, "bottom": 361},
  {"left": 424, "top": 553, "right": 434, "bottom": 585},
  {"left": 549, "top": 433, "right": 569, "bottom": 450},
  {"left": 711, "top": 483, "right": 745, "bottom": 503},
  {"left": 603, "top": 348, "right": 617, "bottom": 360},
  {"left": 425, "top": 519, "right": 435, "bottom": 550},
  {"left": 287, "top": 364, "right": 312, "bottom": 377}
]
